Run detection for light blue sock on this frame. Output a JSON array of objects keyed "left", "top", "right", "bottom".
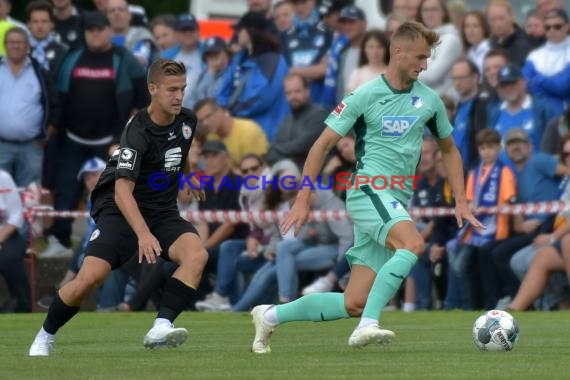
[
  {"left": 276, "top": 293, "right": 350, "bottom": 324},
  {"left": 361, "top": 249, "right": 418, "bottom": 321}
]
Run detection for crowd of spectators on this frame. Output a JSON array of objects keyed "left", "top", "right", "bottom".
[{"left": 0, "top": 0, "right": 569, "bottom": 314}]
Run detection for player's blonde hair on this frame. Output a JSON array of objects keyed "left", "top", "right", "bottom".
[
  {"left": 391, "top": 21, "right": 440, "bottom": 48},
  {"left": 147, "top": 59, "right": 186, "bottom": 85}
]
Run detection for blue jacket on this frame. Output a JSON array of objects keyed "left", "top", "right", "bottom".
[
  {"left": 217, "top": 49, "right": 289, "bottom": 141},
  {"left": 522, "top": 38, "right": 570, "bottom": 117}
]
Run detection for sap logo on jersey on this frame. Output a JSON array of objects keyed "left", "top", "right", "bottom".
[
  {"left": 118, "top": 148, "right": 137, "bottom": 170},
  {"left": 381, "top": 116, "right": 418, "bottom": 137}
]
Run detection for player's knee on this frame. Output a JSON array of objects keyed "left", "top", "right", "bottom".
[
  {"left": 73, "top": 275, "right": 104, "bottom": 296},
  {"left": 402, "top": 235, "right": 425, "bottom": 257},
  {"left": 193, "top": 248, "right": 209, "bottom": 268},
  {"left": 178, "top": 247, "right": 208, "bottom": 269},
  {"left": 344, "top": 299, "right": 365, "bottom": 317}
]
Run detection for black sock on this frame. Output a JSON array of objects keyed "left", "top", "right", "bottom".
[
  {"left": 43, "top": 293, "right": 80, "bottom": 335},
  {"left": 157, "top": 277, "right": 197, "bottom": 323}
]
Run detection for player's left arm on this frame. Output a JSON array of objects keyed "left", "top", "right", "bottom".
[{"left": 437, "top": 136, "right": 485, "bottom": 231}]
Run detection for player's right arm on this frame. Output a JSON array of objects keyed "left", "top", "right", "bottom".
[
  {"left": 114, "top": 118, "right": 160, "bottom": 264},
  {"left": 281, "top": 127, "right": 342, "bottom": 236},
  {"left": 115, "top": 178, "right": 161, "bottom": 264},
  {"left": 281, "top": 94, "right": 363, "bottom": 236}
]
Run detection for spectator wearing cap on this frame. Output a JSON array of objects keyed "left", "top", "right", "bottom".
[
  {"left": 43, "top": 10, "right": 147, "bottom": 258},
  {"left": 106, "top": 0, "right": 157, "bottom": 69},
  {"left": 217, "top": 11, "right": 289, "bottom": 141},
  {"left": 281, "top": 0, "right": 333, "bottom": 105},
  {"left": 186, "top": 36, "right": 231, "bottom": 110},
  {"left": 166, "top": 13, "right": 203, "bottom": 110},
  {"left": 0, "top": 168, "right": 31, "bottom": 312},
  {"left": 484, "top": 127, "right": 570, "bottom": 309},
  {"left": 523, "top": 8, "right": 570, "bottom": 117},
  {"left": 0, "top": 27, "right": 60, "bottom": 187},
  {"left": 51, "top": 0, "right": 84, "bottom": 50},
  {"left": 489, "top": 63, "right": 558, "bottom": 149},
  {"left": 321, "top": 4, "right": 367, "bottom": 107},
  {"left": 417, "top": 0, "right": 463, "bottom": 98},
  {"left": 486, "top": 0, "right": 532, "bottom": 68},
  {"left": 197, "top": 140, "right": 249, "bottom": 295},
  {"left": 25, "top": 0, "right": 69, "bottom": 80},
  {"left": 194, "top": 98, "right": 269, "bottom": 170},
  {"left": 273, "top": 0, "right": 294, "bottom": 33}
]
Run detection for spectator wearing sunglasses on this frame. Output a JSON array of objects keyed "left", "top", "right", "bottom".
[{"left": 523, "top": 8, "right": 570, "bottom": 118}]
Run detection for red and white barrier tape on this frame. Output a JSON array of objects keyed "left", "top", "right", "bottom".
[
  {"left": 24, "top": 201, "right": 570, "bottom": 223},
  {"left": 0, "top": 187, "right": 50, "bottom": 195}
]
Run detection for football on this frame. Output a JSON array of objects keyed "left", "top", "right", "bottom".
[{"left": 472, "top": 310, "right": 519, "bottom": 352}]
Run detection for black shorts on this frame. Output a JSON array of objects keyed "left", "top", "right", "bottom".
[{"left": 85, "top": 210, "right": 198, "bottom": 270}]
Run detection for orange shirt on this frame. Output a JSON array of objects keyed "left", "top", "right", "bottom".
[{"left": 465, "top": 162, "right": 516, "bottom": 240}]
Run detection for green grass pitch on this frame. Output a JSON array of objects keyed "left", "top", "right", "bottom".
[{"left": 2, "top": 311, "right": 570, "bottom": 380}]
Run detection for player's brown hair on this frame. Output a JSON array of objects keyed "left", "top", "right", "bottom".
[
  {"left": 391, "top": 20, "right": 440, "bottom": 48},
  {"left": 147, "top": 58, "right": 186, "bottom": 85},
  {"left": 475, "top": 129, "right": 501, "bottom": 147}
]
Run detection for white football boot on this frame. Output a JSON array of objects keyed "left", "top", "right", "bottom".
[
  {"left": 143, "top": 324, "right": 188, "bottom": 349},
  {"left": 29, "top": 333, "right": 55, "bottom": 356},
  {"left": 251, "top": 305, "right": 276, "bottom": 354},
  {"left": 348, "top": 324, "right": 395, "bottom": 348}
]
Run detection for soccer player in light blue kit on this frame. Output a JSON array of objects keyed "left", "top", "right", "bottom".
[{"left": 250, "top": 21, "right": 484, "bottom": 353}]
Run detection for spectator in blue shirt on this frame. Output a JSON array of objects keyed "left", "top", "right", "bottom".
[{"left": 489, "top": 64, "right": 558, "bottom": 149}]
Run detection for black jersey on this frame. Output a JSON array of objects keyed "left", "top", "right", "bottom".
[{"left": 91, "top": 107, "right": 197, "bottom": 219}]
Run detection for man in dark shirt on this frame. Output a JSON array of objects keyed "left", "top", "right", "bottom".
[
  {"left": 42, "top": 11, "right": 147, "bottom": 258},
  {"left": 266, "top": 74, "right": 328, "bottom": 168},
  {"left": 487, "top": 1, "right": 531, "bottom": 67},
  {"left": 29, "top": 59, "right": 209, "bottom": 356},
  {"left": 52, "top": 0, "right": 84, "bottom": 50}
]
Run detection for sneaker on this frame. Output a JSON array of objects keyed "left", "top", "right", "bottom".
[
  {"left": 29, "top": 333, "right": 55, "bottom": 356},
  {"left": 41, "top": 236, "right": 73, "bottom": 259},
  {"left": 143, "top": 324, "right": 188, "bottom": 349},
  {"left": 302, "top": 277, "right": 334, "bottom": 295},
  {"left": 195, "top": 292, "right": 231, "bottom": 312},
  {"left": 251, "top": 304, "right": 276, "bottom": 354},
  {"left": 348, "top": 324, "right": 395, "bottom": 348}
]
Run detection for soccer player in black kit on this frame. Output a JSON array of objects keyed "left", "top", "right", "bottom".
[{"left": 29, "top": 59, "right": 209, "bottom": 356}]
